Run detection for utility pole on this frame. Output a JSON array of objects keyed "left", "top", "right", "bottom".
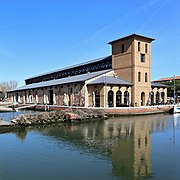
[{"left": 174, "top": 75, "right": 176, "bottom": 104}]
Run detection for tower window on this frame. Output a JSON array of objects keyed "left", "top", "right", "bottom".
[
  {"left": 121, "top": 44, "right": 124, "bottom": 53},
  {"left": 138, "top": 42, "right": 141, "bottom": 51},
  {"left": 145, "top": 72, "right": 148, "bottom": 82},
  {"left": 140, "top": 53, "right": 145, "bottom": 62},
  {"left": 138, "top": 72, "right": 141, "bottom": 82},
  {"left": 145, "top": 44, "right": 148, "bottom": 53}
]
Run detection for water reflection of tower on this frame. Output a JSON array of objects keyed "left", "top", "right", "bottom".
[
  {"left": 172, "top": 114, "right": 180, "bottom": 146},
  {"left": 133, "top": 120, "right": 151, "bottom": 179},
  {"left": 104, "top": 117, "right": 152, "bottom": 179}
]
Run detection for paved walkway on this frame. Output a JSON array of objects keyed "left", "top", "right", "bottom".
[{"left": 0, "top": 120, "right": 14, "bottom": 126}]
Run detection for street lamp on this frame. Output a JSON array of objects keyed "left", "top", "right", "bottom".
[{"left": 173, "top": 75, "right": 176, "bottom": 104}]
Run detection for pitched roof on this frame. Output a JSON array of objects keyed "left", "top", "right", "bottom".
[
  {"left": 87, "top": 76, "right": 132, "bottom": 86},
  {"left": 153, "top": 76, "right": 180, "bottom": 82},
  {"left": 108, "top": 34, "right": 155, "bottom": 44},
  {"left": 25, "top": 55, "right": 112, "bottom": 80},
  {"left": 151, "top": 82, "right": 168, "bottom": 88},
  {"left": 8, "top": 69, "right": 111, "bottom": 92}
]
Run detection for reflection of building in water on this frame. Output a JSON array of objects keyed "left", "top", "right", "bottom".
[
  {"left": 173, "top": 114, "right": 180, "bottom": 128},
  {"left": 103, "top": 118, "right": 151, "bottom": 179},
  {"left": 14, "top": 129, "right": 28, "bottom": 141},
  {"left": 133, "top": 120, "right": 151, "bottom": 179},
  {"left": 103, "top": 116, "right": 167, "bottom": 179},
  {"left": 39, "top": 114, "right": 169, "bottom": 179}
]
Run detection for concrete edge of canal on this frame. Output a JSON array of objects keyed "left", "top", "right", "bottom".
[{"left": 28, "top": 104, "right": 174, "bottom": 116}]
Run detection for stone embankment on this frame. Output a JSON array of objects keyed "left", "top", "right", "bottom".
[{"left": 9, "top": 109, "right": 106, "bottom": 126}]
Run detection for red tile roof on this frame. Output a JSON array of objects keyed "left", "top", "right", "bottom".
[{"left": 153, "top": 76, "right": 180, "bottom": 82}]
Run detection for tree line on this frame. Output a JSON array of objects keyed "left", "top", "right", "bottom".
[{"left": 0, "top": 81, "right": 18, "bottom": 100}]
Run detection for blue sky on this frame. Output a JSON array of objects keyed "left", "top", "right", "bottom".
[{"left": 0, "top": 0, "right": 179, "bottom": 86}]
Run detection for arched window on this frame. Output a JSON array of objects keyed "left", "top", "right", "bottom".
[
  {"left": 145, "top": 43, "right": 148, "bottom": 53},
  {"left": 156, "top": 92, "right": 159, "bottom": 104},
  {"left": 151, "top": 91, "right": 154, "bottom": 105},
  {"left": 138, "top": 72, "right": 141, "bottom": 82},
  {"left": 116, "top": 90, "right": 122, "bottom": 107},
  {"left": 141, "top": 92, "right": 145, "bottom": 106},
  {"left": 108, "top": 90, "right": 114, "bottom": 107},
  {"left": 160, "top": 92, "right": 165, "bottom": 104},
  {"left": 138, "top": 42, "right": 141, "bottom": 51},
  {"left": 124, "top": 91, "right": 129, "bottom": 105},
  {"left": 95, "top": 90, "right": 100, "bottom": 107},
  {"left": 145, "top": 72, "right": 148, "bottom": 82}
]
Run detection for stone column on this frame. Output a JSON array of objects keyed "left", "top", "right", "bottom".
[
  {"left": 164, "top": 88, "right": 167, "bottom": 103},
  {"left": 53, "top": 93, "right": 56, "bottom": 105},
  {"left": 153, "top": 88, "right": 156, "bottom": 104},
  {"left": 104, "top": 86, "right": 109, "bottom": 107},
  {"left": 26, "top": 92, "right": 29, "bottom": 104},
  {"left": 121, "top": 87, "right": 125, "bottom": 104},
  {"left": 128, "top": 88, "right": 131, "bottom": 106},
  {"left": 113, "top": 90, "right": 116, "bottom": 107},
  {"left": 122, "top": 93, "right": 124, "bottom": 104}
]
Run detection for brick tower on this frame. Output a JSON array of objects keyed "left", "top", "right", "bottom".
[{"left": 108, "top": 34, "right": 155, "bottom": 106}]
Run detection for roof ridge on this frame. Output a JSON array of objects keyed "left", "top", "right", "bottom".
[
  {"left": 9, "top": 69, "right": 112, "bottom": 92},
  {"left": 25, "top": 55, "right": 112, "bottom": 80}
]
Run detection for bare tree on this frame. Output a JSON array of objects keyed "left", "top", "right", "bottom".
[{"left": 0, "top": 80, "right": 18, "bottom": 100}]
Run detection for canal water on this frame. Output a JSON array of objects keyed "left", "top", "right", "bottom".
[
  {"left": 0, "top": 110, "right": 36, "bottom": 121},
  {"left": 0, "top": 112, "right": 180, "bottom": 180}
]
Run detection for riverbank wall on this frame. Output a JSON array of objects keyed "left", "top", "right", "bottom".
[{"left": 27, "top": 104, "right": 173, "bottom": 116}]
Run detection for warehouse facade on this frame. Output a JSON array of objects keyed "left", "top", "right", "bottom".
[{"left": 7, "top": 34, "right": 167, "bottom": 107}]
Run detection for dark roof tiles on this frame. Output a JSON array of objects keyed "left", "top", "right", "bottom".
[
  {"left": 26, "top": 56, "right": 112, "bottom": 80},
  {"left": 108, "top": 34, "right": 155, "bottom": 44},
  {"left": 9, "top": 69, "right": 112, "bottom": 92},
  {"left": 87, "top": 76, "right": 132, "bottom": 86},
  {"left": 151, "top": 82, "right": 167, "bottom": 88}
]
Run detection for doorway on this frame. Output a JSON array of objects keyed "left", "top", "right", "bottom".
[
  {"left": 124, "top": 91, "right": 129, "bottom": 105},
  {"left": 49, "top": 90, "right": 54, "bottom": 105},
  {"left": 141, "top": 92, "right": 145, "bottom": 106},
  {"left": 116, "top": 90, "right": 122, "bottom": 107},
  {"left": 95, "top": 90, "right": 100, "bottom": 107},
  {"left": 108, "top": 90, "right": 114, "bottom": 107},
  {"left": 156, "top": 92, "right": 159, "bottom": 104}
]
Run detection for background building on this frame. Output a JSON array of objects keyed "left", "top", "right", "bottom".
[
  {"left": 7, "top": 34, "right": 167, "bottom": 107},
  {"left": 0, "top": 87, "right": 3, "bottom": 101},
  {"left": 153, "top": 76, "right": 180, "bottom": 103}
]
